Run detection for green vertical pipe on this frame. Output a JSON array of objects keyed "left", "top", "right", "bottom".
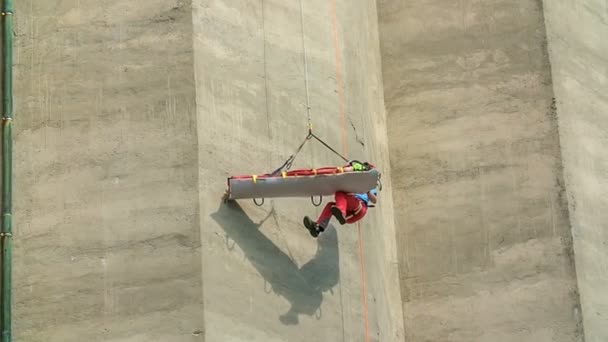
[{"left": 1, "top": 0, "right": 12, "bottom": 341}]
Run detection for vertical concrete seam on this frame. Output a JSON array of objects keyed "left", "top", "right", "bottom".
[
  {"left": 371, "top": 0, "right": 407, "bottom": 339},
  {"left": 538, "top": 1, "right": 586, "bottom": 339}
]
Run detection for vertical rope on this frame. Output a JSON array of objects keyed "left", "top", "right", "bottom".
[
  {"left": 260, "top": 0, "right": 274, "bottom": 174},
  {"left": 330, "top": 1, "right": 370, "bottom": 341},
  {"left": 358, "top": 222, "right": 370, "bottom": 342},
  {"left": 298, "top": 0, "right": 312, "bottom": 133},
  {"left": 330, "top": 0, "right": 348, "bottom": 158},
  {"left": 261, "top": 0, "right": 271, "bottom": 138}
]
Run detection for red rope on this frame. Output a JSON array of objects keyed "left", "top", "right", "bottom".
[{"left": 330, "top": 1, "right": 370, "bottom": 341}]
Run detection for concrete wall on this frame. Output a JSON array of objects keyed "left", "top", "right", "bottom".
[
  {"left": 12, "top": 0, "right": 604, "bottom": 340},
  {"left": 11, "top": 0, "right": 404, "bottom": 341},
  {"left": 13, "top": 0, "right": 204, "bottom": 341},
  {"left": 543, "top": 1, "right": 608, "bottom": 341},
  {"left": 195, "top": 0, "right": 403, "bottom": 340},
  {"left": 377, "top": 0, "right": 583, "bottom": 341},
  {"left": 337, "top": 1, "right": 405, "bottom": 339}
]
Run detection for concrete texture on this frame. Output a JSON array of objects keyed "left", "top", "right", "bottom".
[
  {"left": 542, "top": 1, "right": 608, "bottom": 341},
  {"left": 377, "top": 0, "right": 584, "bottom": 341},
  {"left": 13, "top": 1, "right": 204, "bottom": 341},
  {"left": 8, "top": 0, "right": 606, "bottom": 340},
  {"left": 195, "top": 0, "right": 403, "bottom": 340},
  {"left": 11, "top": 0, "right": 404, "bottom": 341}
]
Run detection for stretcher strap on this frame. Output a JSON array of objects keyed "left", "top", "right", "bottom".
[
  {"left": 230, "top": 166, "right": 359, "bottom": 180},
  {"left": 270, "top": 131, "right": 350, "bottom": 177}
]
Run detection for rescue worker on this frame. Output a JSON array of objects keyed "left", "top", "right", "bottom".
[{"left": 302, "top": 161, "right": 378, "bottom": 237}]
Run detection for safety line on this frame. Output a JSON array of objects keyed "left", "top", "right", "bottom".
[
  {"left": 311, "top": 133, "right": 349, "bottom": 163},
  {"left": 330, "top": 2, "right": 370, "bottom": 342},
  {"left": 260, "top": 0, "right": 274, "bottom": 174},
  {"left": 358, "top": 222, "right": 370, "bottom": 342},
  {"left": 330, "top": 0, "right": 348, "bottom": 158},
  {"left": 299, "top": 0, "right": 312, "bottom": 132},
  {"left": 261, "top": 0, "right": 270, "bottom": 135}
]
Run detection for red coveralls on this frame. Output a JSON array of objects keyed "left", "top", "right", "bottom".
[{"left": 317, "top": 191, "right": 367, "bottom": 228}]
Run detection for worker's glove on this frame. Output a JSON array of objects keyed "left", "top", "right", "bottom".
[{"left": 349, "top": 160, "right": 371, "bottom": 171}]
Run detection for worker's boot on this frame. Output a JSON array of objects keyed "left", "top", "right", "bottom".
[
  {"left": 331, "top": 206, "right": 347, "bottom": 225},
  {"left": 303, "top": 216, "right": 322, "bottom": 237}
]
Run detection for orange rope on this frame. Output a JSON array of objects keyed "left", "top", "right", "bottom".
[
  {"left": 330, "top": 1, "right": 370, "bottom": 341},
  {"left": 358, "top": 222, "right": 370, "bottom": 342}
]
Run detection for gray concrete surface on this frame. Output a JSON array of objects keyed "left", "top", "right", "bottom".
[
  {"left": 8, "top": 0, "right": 605, "bottom": 341},
  {"left": 13, "top": 1, "right": 204, "bottom": 341},
  {"left": 543, "top": 1, "right": 608, "bottom": 341},
  {"left": 377, "top": 0, "right": 584, "bottom": 341},
  {"left": 194, "top": 0, "right": 403, "bottom": 340},
  {"left": 11, "top": 0, "right": 404, "bottom": 341}
]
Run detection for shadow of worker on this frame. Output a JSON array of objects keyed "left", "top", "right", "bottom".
[{"left": 211, "top": 200, "right": 340, "bottom": 325}]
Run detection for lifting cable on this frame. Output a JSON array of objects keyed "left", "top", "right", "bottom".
[
  {"left": 299, "top": 0, "right": 312, "bottom": 134},
  {"left": 269, "top": 0, "right": 348, "bottom": 178},
  {"left": 270, "top": 130, "right": 349, "bottom": 177}
]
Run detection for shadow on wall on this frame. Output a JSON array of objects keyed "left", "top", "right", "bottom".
[{"left": 211, "top": 200, "right": 340, "bottom": 325}]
